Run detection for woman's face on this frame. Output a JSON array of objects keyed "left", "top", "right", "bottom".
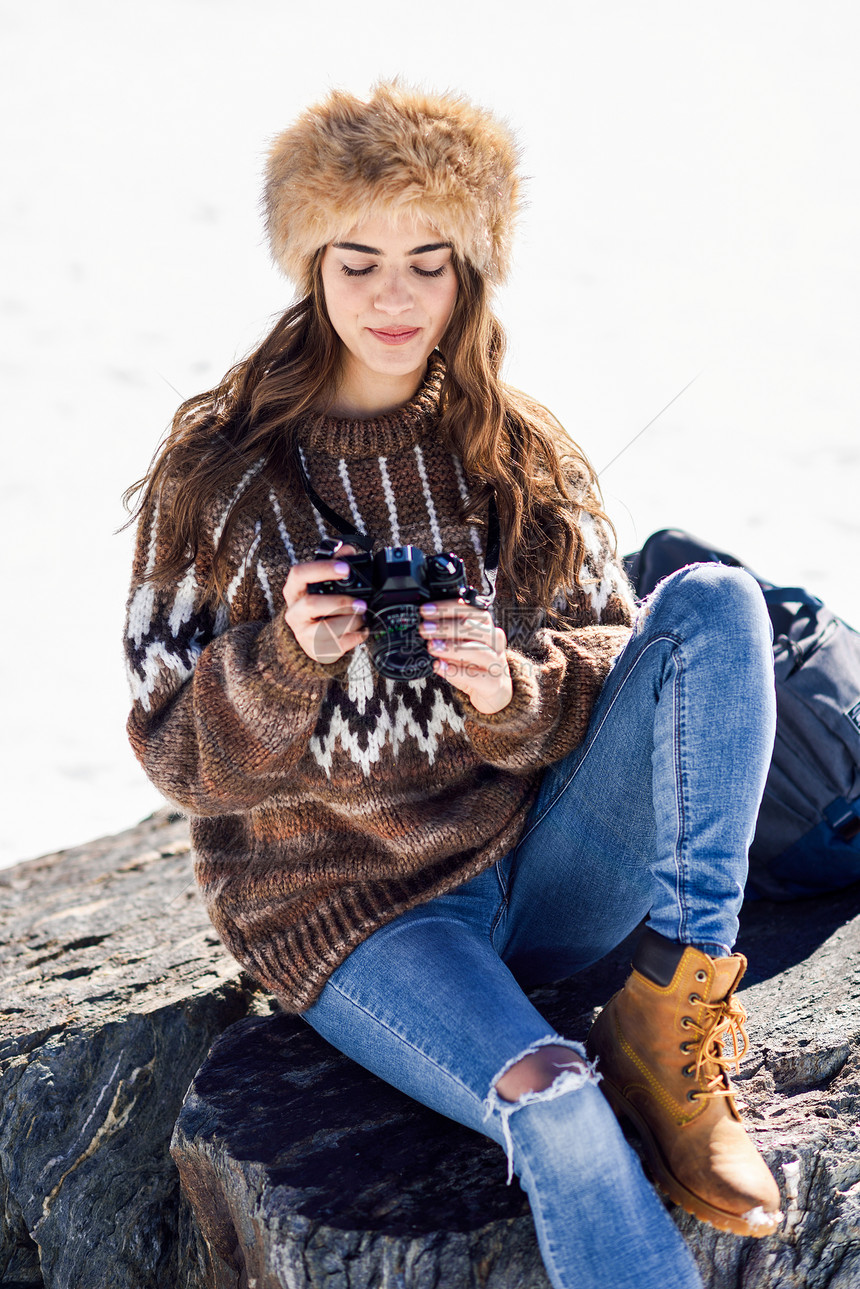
[{"left": 319, "top": 215, "right": 458, "bottom": 414}]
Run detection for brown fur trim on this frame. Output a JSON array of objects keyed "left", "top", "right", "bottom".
[{"left": 263, "top": 81, "right": 522, "bottom": 293}]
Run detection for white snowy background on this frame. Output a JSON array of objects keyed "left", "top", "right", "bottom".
[{"left": 1, "top": 0, "right": 858, "bottom": 868}]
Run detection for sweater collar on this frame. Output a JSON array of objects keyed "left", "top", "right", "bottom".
[{"left": 299, "top": 352, "right": 445, "bottom": 460}]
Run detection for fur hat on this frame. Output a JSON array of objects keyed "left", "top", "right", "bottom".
[{"left": 263, "top": 81, "right": 522, "bottom": 295}]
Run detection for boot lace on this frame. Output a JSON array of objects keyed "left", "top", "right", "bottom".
[{"left": 687, "top": 994, "right": 749, "bottom": 1099}]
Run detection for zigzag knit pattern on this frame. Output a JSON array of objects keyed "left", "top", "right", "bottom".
[{"left": 124, "top": 358, "right": 635, "bottom": 1011}]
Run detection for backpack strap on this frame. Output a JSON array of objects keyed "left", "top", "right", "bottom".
[
  {"left": 824, "top": 797, "right": 860, "bottom": 844},
  {"left": 761, "top": 588, "right": 824, "bottom": 608}
]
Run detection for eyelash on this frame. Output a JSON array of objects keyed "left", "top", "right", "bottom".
[{"left": 340, "top": 264, "right": 447, "bottom": 279}]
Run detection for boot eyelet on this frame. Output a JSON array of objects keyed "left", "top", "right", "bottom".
[
  {"left": 682, "top": 1065, "right": 694, "bottom": 1077},
  {"left": 695, "top": 970, "right": 707, "bottom": 982},
  {"left": 687, "top": 1090, "right": 700, "bottom": 1102},
  {"left": 679, "top": 1041, "right": 693, "bottom": 1053},
  {"left": 680, "top": 1016, "right": 693, "bottom": 1028},
  {"left": 688, "top": 993, "right": 702, "bottom": 1004}
]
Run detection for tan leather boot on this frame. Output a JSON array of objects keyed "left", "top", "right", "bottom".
[{"left": 586, "top": 930, "right": 782, "bottom": 1238}]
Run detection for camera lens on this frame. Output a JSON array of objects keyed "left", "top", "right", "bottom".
[{"left": 365, "top": 605, "right": 433, "bottom": 680}]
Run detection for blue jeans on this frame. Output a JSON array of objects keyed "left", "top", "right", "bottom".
[{"left": 302, "top": 565, "right": 777, "bottom": 1289}]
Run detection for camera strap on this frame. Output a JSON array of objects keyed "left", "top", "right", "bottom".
[
  {"left": 296, "top": 452, "right": 500, "bottom": 602},
  {"left": 296, "top": 453, "right": 375, "bottom": 553}
]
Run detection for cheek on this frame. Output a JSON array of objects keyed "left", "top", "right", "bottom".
[
  {"left": 436, "top": 281, "right": 459, "bottom": 329},
  {"left": 321, "top": 275, "right": 362, "bottom": 333}
]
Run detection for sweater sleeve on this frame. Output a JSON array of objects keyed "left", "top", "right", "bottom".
[
  {"left": 456, "top": 500, "right": 636, "bottom": 773},
  {"left": 124, "top": 484, "right": 348, "bottom": 817}
]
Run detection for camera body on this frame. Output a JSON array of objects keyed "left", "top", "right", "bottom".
[{"left": 307, "top": 537, "right": 490, "bottom": 680}]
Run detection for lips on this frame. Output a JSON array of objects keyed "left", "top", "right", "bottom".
[{"left": 368, "top": 327, "right": 421, "bottom": 346}]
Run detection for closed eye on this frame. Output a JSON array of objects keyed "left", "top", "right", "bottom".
[{"left": 339, "top": 263, "right": 449, "bottom": 279}]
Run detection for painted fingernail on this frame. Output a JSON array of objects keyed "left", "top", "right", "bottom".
[
  {"left": 333, "top": 562, "right": 350, "bottom": 575},
  {"left": 431, "top": 639, "right": 446, "bottom": 651},
  {"left": 353, "top": 600, "right": 367, "bottom": 612},
  {"left": 422, "top": 621, "right": 438, "bottom": 633},
  {"left": 435, "top": 659, "right": 448, "bottom": 673},
  {"left": 421, "top": 603, "right": 438, "bottom": 614}
]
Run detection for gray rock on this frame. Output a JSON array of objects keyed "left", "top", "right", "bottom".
[
  {"left": 0, "top": 809, "right": 274, "bottom": 1289},
  {"left": 171, "top": 891, "right": 860, "bottom": 1289},
  {"left": 3, "top": 808, "right": 860, "bottom": 1289}
]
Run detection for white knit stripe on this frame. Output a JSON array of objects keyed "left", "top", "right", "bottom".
[
  {"left": 126, "top": 499, "right": 161, "bottom": 644},
  {"left": 377, "top": 457, "right": 401, "bottom": 545},
  {"left": 268, "top": 491, "right": 298, "bottom": 563},
  {"left": 168, "top": 567, "right": 199, "bottom": 636},
  {"left": 257, "top": 562, "right": 275, "bottom": 615},
  {"left": 213, "top": 459, "right": 266, "bottom": 546},
  {"left": 413, "top": 445, "right": 442, "bottom": 552},
  {"left": 338, "top": 458, "right": 366, "bottom": 532},
  {"left": 127, "top": 639, "right": 199, "bottom": 713},
  {"left": 225, "top": 523, "right": 263, "bottom": 608},
  {"left": 450, "top": 454, "right": 483, "bottom": 560},
  {"left": 127, "top": 584, "right": 157, "bottom": 648},
  {"left": 613, "top": 562, "right": 638, "bottom": 614},
  {"left": 143, "top": 499, "right": 160, "bottom": 575},
  {"left": 346, "top": 644, "right": 375, "bottom": 714},
  {"left": 309, "top": 684, "right": 465, "bottom": 778},
  {"left": 577, "top": 512, "right": 616, "bottom": 618},
  {"left": 299, "top": 447, "right": 329, "bottom": 540}
]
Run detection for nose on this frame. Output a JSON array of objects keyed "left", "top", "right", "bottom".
[{"left": 373, "top": 268, "right": 413, "bottom": 315}]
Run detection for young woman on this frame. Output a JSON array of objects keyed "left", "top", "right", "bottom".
[{"left": 124, "top": 83, "right": 783, "bottom": 1289}]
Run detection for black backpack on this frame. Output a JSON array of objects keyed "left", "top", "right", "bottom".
[{"left": 625, "top": 529, "right": 860, "bottom": 901}]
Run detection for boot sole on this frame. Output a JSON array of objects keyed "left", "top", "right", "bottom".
[{"left": 599, "top": 1078, "right": 781, "bottom": 1239}]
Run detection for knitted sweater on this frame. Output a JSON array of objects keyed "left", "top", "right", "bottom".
[{"left": 124, "top": 359, "right": 635, "bottom": 1011}]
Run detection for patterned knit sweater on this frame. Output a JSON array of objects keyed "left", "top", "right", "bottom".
[{"left": 125, "top": 359, "right": 635, "bottom": 1011}]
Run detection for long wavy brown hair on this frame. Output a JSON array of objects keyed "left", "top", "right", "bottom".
[{"left": 123, "top": 251, "right": 614, "bottom": 612}]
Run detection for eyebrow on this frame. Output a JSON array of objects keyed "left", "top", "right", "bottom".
[{"left": 333, "top": 241, "right": 453, "bottom": 255}]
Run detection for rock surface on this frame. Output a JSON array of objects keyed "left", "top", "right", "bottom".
[
  {"left": 169, "top": 889, "right": 860, "bottom": 1289},
  {"left": 3, "top": 810, "right": 860, "bottom": 1288},
  {"left": 0, "top": 809, "right": 274, "bottom": 1289}
]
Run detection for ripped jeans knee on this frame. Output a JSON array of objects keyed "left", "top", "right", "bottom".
[{"left": 483, "top": 1035, "right": 602, "bottom": 1184}]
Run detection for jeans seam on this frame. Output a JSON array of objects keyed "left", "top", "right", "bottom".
[
  {"left": 487, "top": 859, "right": 510, "bottom": 942},
  {"left": 490, "top": 902, "right": 506, "bottom": 941},
  {"left": 494, "top": 856, "right": 510, "bottom": 902},
  {"left": 517, "top": 633, "right": 682, "bottom": 848},
  {"left": 671, "top": 646, "right": 690, "bottom": 943}
]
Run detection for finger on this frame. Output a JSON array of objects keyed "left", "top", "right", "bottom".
[
  {"left": 307, "top": 615, "right": 369, "bottom": 659},
  {"left": 426, "top": 639, "right": 499, "bottom": 668},
  {"left": 420, "top": 605, "right": 492, "bottom": 628},
  {"left": 286, "top": 599, "right": 366, "bottom": 649},
  {"left": 310, "top": 607, "right": 368, "bottom": 633},
  {"left": 314, "top": 614, "right": 369, "bottom": 641},
  {"left": 287, "top": 593, "right": 363, "bottom": 624},
  {"left": 420, "top": 619, "right": 500, "bottom": 650},
  {"left": 419, "top": 600, "right": 488, "bottom": 621},
  {"left": 305, "top": 595, "right": 367, "bottom": 622},
  {"left": 420, "top": 621, "right": 495, "bottom": 644},
  {"left": 430, "top": 661, "right": 478, "bottom": 688},
  {"left": 284, "top": 556, "right": 360, "bottom": 606}
]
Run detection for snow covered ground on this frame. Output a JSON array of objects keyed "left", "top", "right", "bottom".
[{"left": 1, "top": 0, "right": 858, "bottom": 868}]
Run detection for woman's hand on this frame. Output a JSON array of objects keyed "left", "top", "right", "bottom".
[
  {"left": 419, "top": 600, "right": 512, "bottom": 714},
  {"left": 282, "top": 544, "right": 369, "bottom": 664}
]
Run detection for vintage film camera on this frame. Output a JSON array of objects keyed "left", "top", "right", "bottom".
[{"left": 307, "top": 537, "right": 492, "bottom": 681}]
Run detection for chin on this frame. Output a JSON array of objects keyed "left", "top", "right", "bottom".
[{"left": 362, "top": 346, "right": 432, "bottom": 375}]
